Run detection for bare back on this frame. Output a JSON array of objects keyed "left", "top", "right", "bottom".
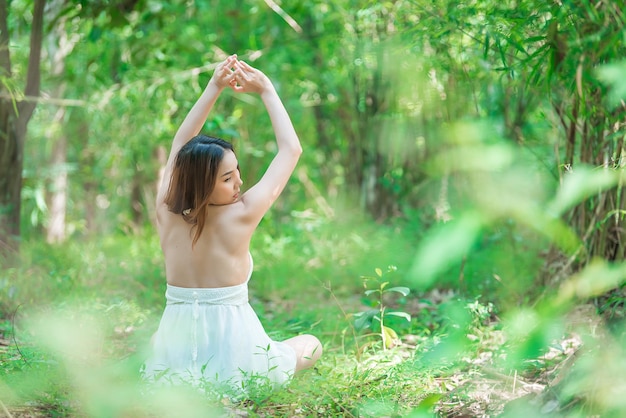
[
  {"left": 155, "top": 56, "right": 302, "bottom": 289},
  {"left": 156, "top": 201, "right": 254, "bottom": 288}
]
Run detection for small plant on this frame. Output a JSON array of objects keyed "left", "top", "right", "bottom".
[
  {"left": 353, "top": 266, "right": 411, "bottom": 350},
  {"left": 466, "top": 298, "right": 495, "bottom": 328}
]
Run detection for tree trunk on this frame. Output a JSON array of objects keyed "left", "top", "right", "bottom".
[
  {"left": 130, "top": 171, "right": 143, "bottom": 228},
  {"left": 47, "top": 117, "right": 68, "bottom": 243},
  {"left": 0, "top": 121, "right": 21, "bottom": 254},
  {"left": 45, "top": 14, "right": 77, "bottom": 244},
  {"left": 84, "top": 181, "right": 97, "bottom": 234},
  {"left": 0, "top": 0, "right": 45, "bottom": 254}
]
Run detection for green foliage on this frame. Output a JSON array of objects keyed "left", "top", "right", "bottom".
[
  {"left": 596, "top": 59, "right": 626, "bottom": 109},
  {"left": 3, "top": 0, "right": 626, "bottom": 416},
  {"left": 0, "top": 232, "right": 164, "bottom": 313}
]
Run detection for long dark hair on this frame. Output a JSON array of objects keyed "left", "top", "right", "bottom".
[{"left": 164, "top": 134, "right": 234, "bottom": 246}]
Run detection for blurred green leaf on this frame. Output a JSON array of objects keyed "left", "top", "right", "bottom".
[
  {"left": 409, "top": 393, "right": 442, "bottom": 416},
  {"left": 386, "top": 311, "right": 411, "bottom": 321},
  {"left": 596, "top": 60, "right": 626, "bottom": 108},
  {"left": 427, "top": 144, "right": 515, "bottom": 175},
  {"left": 502, "top": 307, "right": 565, "bottom": 363},
  {"left": 518, "top": 209, "right": 582, "bottom": 255},
  {"left": 385, "top": 286, "right": 410, "bottom": 296},
  {"left": 411, "top": 213, "right": 485, "bottom": 287},
  {"left": 354, "top": 309, "right": 378, "bottom": 331},
  {"left": 557, "top": 259, "right": 626, "bottom": 303},
  {"left": 548, "top": 166, "right": 620, "bottom": 216}
]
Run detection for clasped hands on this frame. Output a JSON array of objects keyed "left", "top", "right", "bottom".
[{"left": 211, "top": 54, "right": 271, "bottom": 94}]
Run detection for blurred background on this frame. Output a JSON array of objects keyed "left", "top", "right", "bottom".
[{"left": 1, "top": 1, "right": 625, "bottom": 417}]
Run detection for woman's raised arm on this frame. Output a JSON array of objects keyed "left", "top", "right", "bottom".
[
  {"left": 231, "top": 60, "right": 303, "bottom": 223},
  {"left": 157, "top": 55, "right": 237, "bottom": 202}
]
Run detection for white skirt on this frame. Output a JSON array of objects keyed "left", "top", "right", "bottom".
[{"left": 142, "top": 256, "right": 297, "bottom": 396}]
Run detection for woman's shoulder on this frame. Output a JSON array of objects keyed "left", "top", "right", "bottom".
[
  {"left": 156, "top": 202, "right": 182, "bottom": 228},
  {"left": 207, "top": 200, "right": 252, "bottom": 225}
]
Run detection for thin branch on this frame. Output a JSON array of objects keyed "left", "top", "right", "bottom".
[
  {"left": 320, "top": 388, "right": 357, "bottom": 417},
  {"left": 0, "top": 399, "right": 13, "bottom": 418},
  {"left": 10, "top": 305, "right": 30, "bottom": 369},
  {"left": 0, "top": 93, "right": 85, "bottom": 107},
  {"left": 263, "top": 0, "right": 302, "bottom": 33}
]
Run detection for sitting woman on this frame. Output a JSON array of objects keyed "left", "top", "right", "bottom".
[{"left": 142, "top": 54, "right": 322, "bottom": 396}]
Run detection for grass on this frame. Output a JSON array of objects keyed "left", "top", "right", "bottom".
[{"left": 1, "top": 213, "right": 626, "bottom": 417}]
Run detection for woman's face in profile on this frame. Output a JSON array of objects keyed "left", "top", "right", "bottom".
[{"left": 208, "top": 150, "right": 243, "bottom": 205}]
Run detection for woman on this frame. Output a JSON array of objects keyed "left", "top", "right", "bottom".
[{"left": 142, "top": 55, "right": 322, "bottom": 395}]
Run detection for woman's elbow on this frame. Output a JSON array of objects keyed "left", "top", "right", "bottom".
[
  {"left": 280, "top": 138, "right": 302, "bottom": 159},
  {"left": 287, "top": 141, "right": 303, "bottom": 158}
]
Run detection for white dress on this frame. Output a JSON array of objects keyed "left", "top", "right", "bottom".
[{"left": 142, "top": 254, "right": 297, "bottom": 396}]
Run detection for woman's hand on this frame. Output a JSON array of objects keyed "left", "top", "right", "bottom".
[
  {"left": 230, "top": 60, "right": 273, "bottom": 95},
  {"left": 209, "top": 55, "right": 238, "bottom": 90}
]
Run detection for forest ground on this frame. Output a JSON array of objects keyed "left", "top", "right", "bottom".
[
  {"left": 1, "top": 289, "right": 612, "bottom": 417},
  {"left": 1, "top": 221, "right": 624, "bottom": 417}
]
